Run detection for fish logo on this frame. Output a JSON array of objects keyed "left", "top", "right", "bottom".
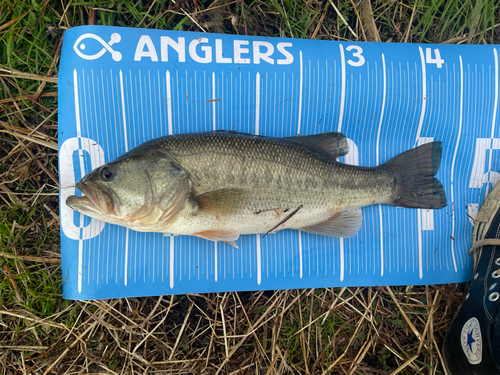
[
  {"left": 73, "top": 33, "right": 122, "bottom": 61},
  {"left": 461, "top": 317, "right": 482, "bottom": 364}
]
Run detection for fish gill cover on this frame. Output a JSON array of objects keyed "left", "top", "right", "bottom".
[{"left": 58, "top": 25, "right": 499, "bottom": 300}]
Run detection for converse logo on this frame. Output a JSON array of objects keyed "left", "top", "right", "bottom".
[{"left": 461, "top": 317, "right": 482, "bottom": 364}]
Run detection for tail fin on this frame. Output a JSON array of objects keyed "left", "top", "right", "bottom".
[{"left": 382, "top": 142, "right": 447, "bottom": 209}]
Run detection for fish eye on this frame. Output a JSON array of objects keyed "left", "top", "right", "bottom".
[{"left": 100, "top": 166, "right": 114, "bottom": 181}]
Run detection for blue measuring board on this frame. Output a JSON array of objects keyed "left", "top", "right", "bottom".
[{"left": 58, "top": 26, "right": 500, "bottom": 300}]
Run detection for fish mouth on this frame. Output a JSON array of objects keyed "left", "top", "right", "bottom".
[{"left": 66, "top": 180, "right": 117, "bottom": 217}]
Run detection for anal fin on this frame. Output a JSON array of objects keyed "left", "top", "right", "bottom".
[
  {"left": 223, "top": 240, "right": 239, "bottom": 248},
  {"left": 194, "top": 229, "right": 240, "bottom": 248},
  {"left": 300, "top": 211, "right": 363, "bottom": 238}
]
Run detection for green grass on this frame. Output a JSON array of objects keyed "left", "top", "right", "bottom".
[
  {"left": 411, "top": 0, "right": 498, "bottom": 43},
  {"left": 0, "top": 0, "right": 497, "bottom": 373}
]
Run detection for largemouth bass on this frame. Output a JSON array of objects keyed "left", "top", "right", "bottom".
[{"left": 66, "top": 131, "right": 447, "bottom": 247}]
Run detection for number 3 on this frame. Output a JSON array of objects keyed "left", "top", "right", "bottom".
[{"left": 346, "top": 45, "right": 365, "bottom": 67}]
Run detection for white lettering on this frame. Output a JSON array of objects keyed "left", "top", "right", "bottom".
[
  {"left": 132, "top": 36, "right": 294, "bottom": 65},
  {"left": 345, "top": 45, "right": 365, "bottom": 67},
  {"left": 234, "top": 40, "right": 250, "bottom": 64},
  {"left": 134, "top": 35, "right": 158, "bottom": 61},
  {"left": 215, "top": 39, "right": 232, "bottom": 63},
  {"left": 189, "top": 38, "right": 212, "bottom": 63},
  {"left": 161, "top": 36, "right": 185, "bottom": 62},
  {"left": 253, "top": 41, "right": 274, "bottom": 64},
  {"left": 277, "top": 42, "right": 293, "bottom": 65}
]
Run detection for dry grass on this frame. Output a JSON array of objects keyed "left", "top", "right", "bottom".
[
  {"left": 1, "top": 0, "right": 499, "bottom": 373},
  {"left": 0, "top": 286, "right": 466, "bottom": 374}
]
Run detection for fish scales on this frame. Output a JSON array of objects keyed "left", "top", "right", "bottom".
[{"left": 148, "top": 132, "right": 394, "bottom": 209}]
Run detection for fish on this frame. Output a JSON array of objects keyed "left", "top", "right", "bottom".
[{"left": 66, "top": 131, "right": 447, "bottom": 247}]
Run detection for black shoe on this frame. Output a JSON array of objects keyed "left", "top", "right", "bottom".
[{"left": 442, "top": 182, "right": 500, "bottom": 374}]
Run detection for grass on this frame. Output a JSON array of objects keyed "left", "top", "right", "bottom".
[{"left": 1, "top": 0, "right": 499, "bottom": 373}]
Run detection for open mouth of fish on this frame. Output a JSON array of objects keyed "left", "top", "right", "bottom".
[{"left": 66, "top": 181, "right": 116, "bottom": 216}]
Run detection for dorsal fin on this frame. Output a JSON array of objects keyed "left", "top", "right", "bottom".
[{"left": 285, "top": 132, "right": 349, "bottom": 159}]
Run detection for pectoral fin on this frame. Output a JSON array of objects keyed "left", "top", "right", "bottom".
[
  {"left": 194, "top": 229, "right": 240, "bottom": 248},
  {"left": 194, "top": 188, "right": 248, "bottom": 214},
  {"left": 301, "top": 211, "right": 362, "bottom": 238}
]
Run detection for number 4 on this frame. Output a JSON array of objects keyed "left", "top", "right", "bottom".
[{"left": 425, "top": 48, "right": 444, "bottom": 68}]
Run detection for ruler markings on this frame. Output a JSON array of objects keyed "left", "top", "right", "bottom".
[
  {"left": 212, "top": 72, "right": 218, "bottom": 282},
  {"left": 65, "top": 38, "right": 491, "bottom": 298},
  {"left": 214, "top": 242, "right": 218, "bottom": 282},
  {"left": 395, "top": 62, "right": 403, "bottom": 272},
  {"left": 149, "top": 70, "right": 154, "bottom": 138},
  {"left": 364, "top": 63, "right": 372, "bottom": 274},
  {"left": 138, "top": 70, "right": 145, "bottom": 142},
  {"left": 297, "top": 51, "right": 304, "bottom": 279},
  {"left": 212, "top": 71, "right": 216, "bottom": 129},
  {"left": 387, "top": 60, "right": 395, "bottom": 272},
  {"left": 416, "top": 49, "right": 428, "bottom": 278},
  {"left": 323, "top": 61, "right": 328, "bottom": 132},
  {"left": 316, "top": 59, "right": 321, "bottom": 134},
  {"left": 416, "top": 47, "right": 427, "bottom": 142},
  {"left": 440, "top": 64, "right": 456, "bottom": 270},
  {"left": 166, "top": 71, "right": 175, "bottom": 288},
  {"left": 83, "top": 73, "right": 91, "bottom": 286},
  {"left": 89, "top": 71, "right": 97, "bottom": 284},
  {"left": 124, "top": 71, "right": 135, "bottom": 285},
  {"left": 347, "top": 76, "right": 355, "bottom": 276},
  {"left": 169, "top": 236, "right": 174, "bottom": 288},
  {"left": 145, "top": 71, "right": 152, "bottom": 282},
  {"left": 161, "top": 235, "right": 165, "bottom": 282},
  {"left": 375, "top": 54, "right": 387, "bottom": 276},
  {"left": 315, "top": 63, "right": 319, "bottom": 276},
  {"left": 175, "top": 73, "right": 180, "bottom": 279},
  {"left": 359, "top": 73, "right": 367, "bottom": 274},
  {"left": 157, "top": 70, "right": 162, "bottom": 138},
  {"left": 306, "top": 59, "right": 311, "bottom": 136},
  {"left": 338, "top": 44, "right": 346, "bottom": 132},
  {"left": 307, "top": 62, "right": 312, "bottom": 277},
  {"left": 93, "top": 70, "right": 103, "bottom": 284},
  {"left": 73, "top": 70, "right": 85, "bottom": 293},
  {"left": 255, "top": 72, "right": 261, "bottom": 285},
  {"left": 297, "top": 51, "right": 303, "bottom": 134},
  {"left": 436, "top": 74, "right": 444, "bottom": 271},
  {"left": 230, "top": 71, "right": 233, "bottom": 131},
  {"left": 203, "top": 71, "right": 207, "bottom": 131},
  {"left": 357, "top": 74, "right": 363, "bottom": 274},
  {"left": 450, "top": 57, "right": 464, "bottom": 273},
  {"left": 282, "top": 72, "right": 286, "bottom": 135},
  {"left": 283, "top": 74, "right": 288, "bottom": 277},
  {"left": 105, "top": 73, "right": 115, "bottom": 283},
  {"left": 487, "top": 49, "right": 499, "bottom": 197},
  {"left": 338, "top": 44, "right": 346, "bottom": 282},
  {"left": 119, "top": 73, "right": 129, "bottom": 146}
]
